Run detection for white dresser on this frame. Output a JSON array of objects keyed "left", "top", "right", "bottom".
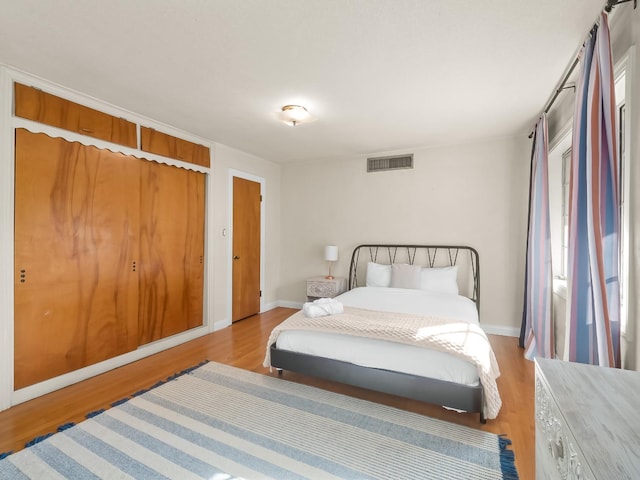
[{"left": 535, "top": 357, "right": 640, "bottom": 479}]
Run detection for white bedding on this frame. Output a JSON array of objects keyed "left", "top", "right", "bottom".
[
  {"left": 276, "top": 287, "right": 481, "bottom": 386},
  {"left": 337, "top": 286, "right": 479, "bottom": 323}
]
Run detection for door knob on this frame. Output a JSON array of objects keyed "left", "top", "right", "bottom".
[{"left": 233, "top": 255, "right": 240, "bottom": 260}]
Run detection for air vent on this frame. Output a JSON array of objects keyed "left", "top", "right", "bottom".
[{"left": 367, "top": 154, "right": 413, "bottom": 172}]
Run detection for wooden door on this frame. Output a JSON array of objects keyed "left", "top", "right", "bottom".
[
  {"left": 138, "top": 162, "right": 205, "bottom": 344},
  {"left": 232, "top": 177, "right": 261, "bottom": 322},
  {"left": 14, "top": 129, "right": 140, "bottom": 389}
]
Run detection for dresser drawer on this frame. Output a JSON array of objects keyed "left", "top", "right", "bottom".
[
  {"left": 536, "top": 358, "right": 640, "bottom": 480},
  {"left": 535, "top": 376, "right": 591, "bottom": 479}
]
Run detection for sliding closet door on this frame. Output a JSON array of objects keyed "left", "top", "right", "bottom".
[
  {"left": 14, "top": 129, "right": 140, "bottom": 389},
  {"left": 138, "top": 162, "right": 205, "bottom": 345}
]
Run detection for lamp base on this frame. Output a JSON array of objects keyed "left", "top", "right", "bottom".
[{"left": 325, "top": 275, "right": 334, "bottom": 280}]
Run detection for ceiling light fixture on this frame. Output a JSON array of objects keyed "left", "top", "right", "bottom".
[{"left": 276, "top": 104, "right": 315, "bottom": 126}]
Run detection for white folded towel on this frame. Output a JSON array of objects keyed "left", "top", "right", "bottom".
[{"left": 302, "top": 297, "right": 344, "bottom": 318}]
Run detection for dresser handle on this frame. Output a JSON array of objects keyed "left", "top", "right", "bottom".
[{"left": 551, "top": 437, "right": 564, "bottom": 460}]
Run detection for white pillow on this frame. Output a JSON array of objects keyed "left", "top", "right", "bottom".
[
  {"left": 366, "top": 262, "right": 392, "bottom": 287},
  {"left": 390, "top": 264, "right": 422, "bottom": 289},
  {"left": 420, "top": 266, "right": 459, "bottom": 295}
]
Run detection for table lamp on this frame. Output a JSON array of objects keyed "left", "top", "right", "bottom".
[{"left": 324, "top": 245, "right": 338, "bottom": 279}]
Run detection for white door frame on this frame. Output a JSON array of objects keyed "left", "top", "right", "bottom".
[
  {"left": 227, "top": 169, "right": 266, "bottom": 324},
  {"left": 0, "top": 67, "right": 15, "bottom": 411}
]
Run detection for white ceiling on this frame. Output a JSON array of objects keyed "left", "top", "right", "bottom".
[{"left": 0, "top": 0, "right": 607, "bottom": 164}]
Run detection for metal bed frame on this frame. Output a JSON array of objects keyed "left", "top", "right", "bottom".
[{"left": 269, "top": 244, "right": 487, "bottom": 423}]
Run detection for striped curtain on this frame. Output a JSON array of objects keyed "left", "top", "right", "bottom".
[
  {"left": 520, "top": 115, "right": 554, "bottom": 360},
  {"left": 567, "top": 13, "right": 620, "bottom": 367}
]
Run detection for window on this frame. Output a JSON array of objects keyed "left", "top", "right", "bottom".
[
  {"left": 546, "top": 49, "right": 632, "bottom": 365},
  {"left": 549, "top": 70, "right": 627, "bottom": 285},
  {"left": 560, "top": 148, "right": 571, "bottom": 278},
  {"left": 615, "top": 69, "right": 628, "bottom": 335},
  {"left": 548, "top": 131, "right": 571, "bottom": 281}
]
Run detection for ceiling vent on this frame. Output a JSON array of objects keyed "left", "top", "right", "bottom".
[{"left": 367, "top": 154, "right": 413, "bottom": 173}]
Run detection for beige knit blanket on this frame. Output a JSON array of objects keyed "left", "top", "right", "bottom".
[{"left": 264, "top": 307, "right": 502, "bottom": 419}]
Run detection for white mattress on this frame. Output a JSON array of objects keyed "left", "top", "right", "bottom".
[{"left": 276, "top": 287, "right": 481, "bottom": 386}]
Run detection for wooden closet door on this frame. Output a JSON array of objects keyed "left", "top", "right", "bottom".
[
  {"left": 140, "top": 126, "right": 210, "bottom": 167},
  {"left": 14, "top": 129, "right": 140, "bottom": 389},
  {"left": 14, "top": 83, "right": 138, "bottom": 148},
  {"left": 138, "top": 162, "right": 205, "bottom": 345}
]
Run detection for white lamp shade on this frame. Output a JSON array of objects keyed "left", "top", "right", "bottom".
[{"left": 324, "top": 245, "right": 338, "bottom": 262}]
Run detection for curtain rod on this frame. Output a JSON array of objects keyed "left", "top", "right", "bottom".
[
  {"left": 528, "top": 0, "right": 636, "bottom": 138},
  {"left": 605, "top": 0, "right": 636, "bottom": 12},
  {"left": 542, "top": 57, "right": 579, "bottom": 117}
]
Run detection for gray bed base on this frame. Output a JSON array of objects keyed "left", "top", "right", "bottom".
[
  {"left": 269, "top": 244, "right": 487, "bottom": 423},
  {"left": 269, "top": 344, "right": 486, "bottom": 423}
]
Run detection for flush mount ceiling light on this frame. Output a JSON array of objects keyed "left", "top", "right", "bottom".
[{"left": 276, "top": 105, "right": 315, "bottom": 126}]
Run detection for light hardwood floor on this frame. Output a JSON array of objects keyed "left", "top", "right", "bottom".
[{"left": 0, "top": 308, "right": 535, "bottom": 479}]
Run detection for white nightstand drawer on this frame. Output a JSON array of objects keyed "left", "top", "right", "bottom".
[{"left": 306, "top": 276, "right": 347, "bottom": 299}]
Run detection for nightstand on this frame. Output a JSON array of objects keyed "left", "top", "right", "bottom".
[{"left": 306, "top": 276, "right": 347, "bottom": 301}]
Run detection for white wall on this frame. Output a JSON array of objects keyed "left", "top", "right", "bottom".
[
  {"left": 211, "top": 143, "right": 282, "bottom": 328},
  {"left": 279, "top": 136, "right": 530, "bottom": 333}
]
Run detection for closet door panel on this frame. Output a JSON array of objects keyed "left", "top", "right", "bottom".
[
  {"left": 14, "top": 129, "right": 140, "bottom": 389},
  {"left": 138, "top": 163, "right": 205, "bottom": 345},
  {"left": 140, "top": 126, "right": 210, "bottom": 167},
  {"left": 14, "top": 83, "right": 137, "bottom": 148},
  {"left": 186, "top": 171, "right": 206, "bottom": 329}
]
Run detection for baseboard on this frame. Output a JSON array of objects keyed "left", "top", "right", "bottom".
[
  {"left": 261, "top": 301, "right": 280, "bottom": 312},
  {"left": 213, "top": 318, "right": 231, "bottom": 331},
  {"left": 481, "top": 324, "right": 520, "bottom": 337},
  {"left": 11, "top": 324, "right": 212, "bottom": 406},
  {"left": 277, "top": 300, "right": 304, "bottom": 309}
]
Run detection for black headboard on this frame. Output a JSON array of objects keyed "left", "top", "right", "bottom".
[{"left": 348, "top": 244, "right": 480, "bottom": 311}]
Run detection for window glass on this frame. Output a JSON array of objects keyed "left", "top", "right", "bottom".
[{"left": 560, "top": 148, "right": 571, "bottom": 278}]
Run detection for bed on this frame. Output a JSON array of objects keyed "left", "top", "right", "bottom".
[{"left": 265, "top": 244, "right": 501, "bottom": 423}]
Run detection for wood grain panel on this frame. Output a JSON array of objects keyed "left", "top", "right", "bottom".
[
  {"left": 232, "top": 176, "right": 261, "bottom": 321},
  {"left": 14, "top": 129, "right": 140, "bottom": 389},
  {"left": 138, "top": 162, "right": 205, "bottom": 344},
  {"left": 140, "top": 126, "right": 210, "bottom": 167},
  {"left": 14, "top": 83, "right": 137, "bottom": 148}
]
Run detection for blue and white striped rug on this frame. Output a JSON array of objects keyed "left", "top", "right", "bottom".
[{"left": 0, "top": 361, "right": 518, "bottom": 479}]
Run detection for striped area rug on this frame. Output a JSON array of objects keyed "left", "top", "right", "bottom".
[{"left": 0, "top": 361, "right": 518, "bottom": 479}]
